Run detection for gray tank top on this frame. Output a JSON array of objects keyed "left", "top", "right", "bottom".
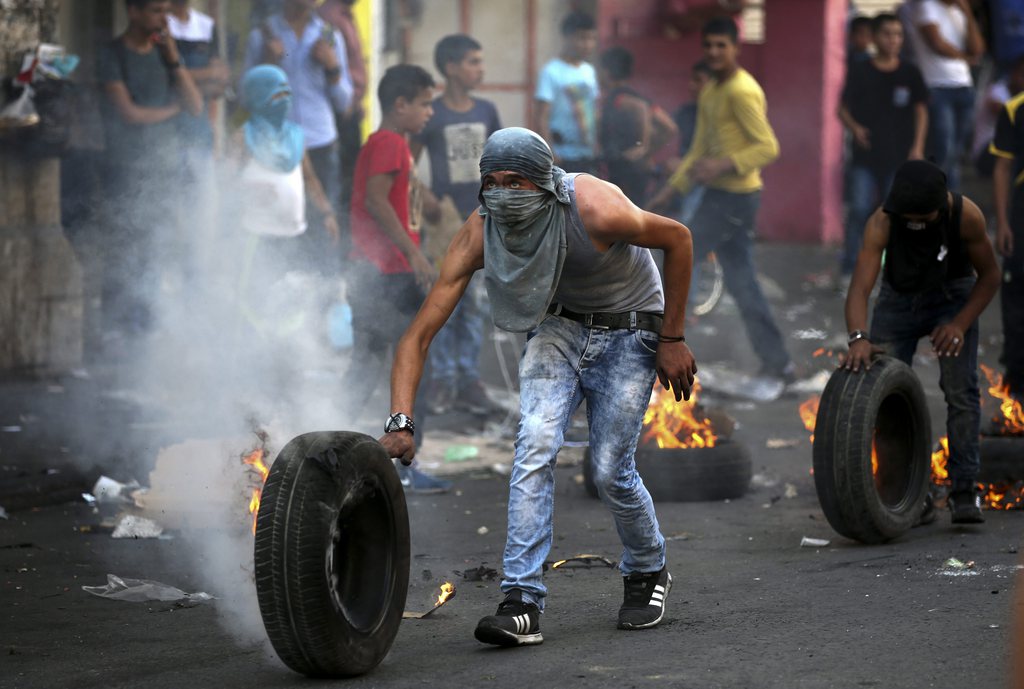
[{"left": 552, "top": 174, "right": 665, "bottom": 314}]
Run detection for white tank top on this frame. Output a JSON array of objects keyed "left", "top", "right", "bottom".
[{"left": 239, "top": 158, "right": 307, "bottom": 237}]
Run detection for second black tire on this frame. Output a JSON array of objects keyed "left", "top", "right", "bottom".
[
  {"left": 582, "top": 441, "right": 752, "bottom": 502},
  {"left": 813, "top": 356, "right": 932, "bottom": 544},
  {"left": 253, "top": 431, "right": 409, "bottom": 678}
]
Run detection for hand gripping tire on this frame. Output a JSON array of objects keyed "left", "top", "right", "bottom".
[
  {"left": 582, "top": 441, "right": 752, "bottom": 502},
  {"left": 254, "top": 431, "right": 409, "bottom": 678},
  {"left": 813, "top": 357, "right": 932, "bottom": 544}
]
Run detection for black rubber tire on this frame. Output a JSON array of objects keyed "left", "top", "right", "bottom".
[
  {"left": 812, "top": 356, "right": 932, "bottom": 544},
  {"left": 979, "top": 436, "right": 1024, "bottom": 482},
  {"left": 254, "top": 431, "right": 409, "bottom": 678},
  {"left": 582, "top": 441, "right": 752, "bottom": 502}
]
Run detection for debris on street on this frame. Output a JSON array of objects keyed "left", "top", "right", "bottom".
[
  {"left": 476, "top": 526, "right": 489, "bottom": 535},
  {"left": 82, "top": 574, "right": 212, "bottom": 603},
  {"left": 111, "top": 514, "right": 164, "bottom": 539},
  {"left": 91, "top": 476, "right": 141, "bottom": 505},
  {"left": 546, "top": 554, "right": 617, "bottom": 570},
  {"left": 766, "top": 438, "right": 800, "bottom": 450},
  {"left": 800, "top": 537, "right": 830, "bottom": 548},
  {"left": 403, "top": 582, "right": 456, "bottom": 619},
  {"left": 458, "top": 565, "right": 499, "bottom": 581}
]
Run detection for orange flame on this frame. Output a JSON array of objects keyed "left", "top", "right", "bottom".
[
  {"left": 435, "top": 582, "right": 455, "bottom": 606},
  {"left": 930, "top": 435, "right": 1023, "bottom": 510},
  {"left": 930, "top": 436, "right": 949, "bottom": 483},
  {"left": 799, "top": 395, "right": 819, "bottom": 442},
  {"left": 980, "top": 364, "right": 1024, "bottom": 434},
  {"left": 640, "top": 380, "right": 717, "bottom": 449},
  {"left": 243, "top": 448, "right": 270, "bottom": 535}
]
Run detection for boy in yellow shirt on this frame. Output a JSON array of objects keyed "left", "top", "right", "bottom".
[{"left": 651, "top": 17, "right": 794, "bottom": 393}]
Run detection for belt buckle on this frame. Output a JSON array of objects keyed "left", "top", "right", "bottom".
[{"left": 584, "top": 313, "right": 609, "bottom": 329}]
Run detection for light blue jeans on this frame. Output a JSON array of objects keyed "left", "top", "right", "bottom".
[{"left": 501, "top": 315, "right": 667, "bottom": 609}]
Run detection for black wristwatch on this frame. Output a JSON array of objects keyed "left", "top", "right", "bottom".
[
  {"left": 385, "top": 412, "right": 415, "bottom": 435},
  {"left": 848, "top": 330, "right": 869, "bottom": 346},
  {"left": 166, "top": 60, "right": 182, "bottom": 70}
]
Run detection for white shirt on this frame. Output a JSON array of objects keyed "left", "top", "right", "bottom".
[
  {"left": 239, "top": 160, "right": 307, "bottom": 237},
  {"left": 912, "top": 0, "right": 973, "bottom": 88}
]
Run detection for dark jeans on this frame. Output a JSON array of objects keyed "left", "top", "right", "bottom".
[
  {"left": 302, "top": 141, "right": 342, "bottom": 277},
  {"left": 927, "top": 86, "right": 974, "bottom": 192},
  {"left": 340, "top": 261, "right": 429, "bottom": 447},
  {"left": 870, "top": 277, "right": 980, "bottom": 489},
  {"left": 688, "top": 188, "right": 791, "bottom": 375},
  {"left": 842, "top": 165, "right": 894, "bottom": 275}
]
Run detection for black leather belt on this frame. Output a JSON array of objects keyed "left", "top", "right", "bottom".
[{"left": 547, "top": 303, "right": 663, "bottom": 332}]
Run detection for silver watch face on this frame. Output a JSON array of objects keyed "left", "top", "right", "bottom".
[{"left": 386, "top": 413, "right": 414, "bottom": 433}]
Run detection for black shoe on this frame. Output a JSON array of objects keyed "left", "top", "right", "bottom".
[
  {"left": 474, "top": 590, "right": 543, "bottom": 647},
  {"left": 618, "top": 568, "right": 672, "bottom": 630},
  {"left": 949, "top": 489, "right": 985, "bottom": 524}
]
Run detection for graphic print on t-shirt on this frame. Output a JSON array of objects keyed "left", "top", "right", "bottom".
[{"left": 443, "top": 122, "right": 488, "bottom": 185}]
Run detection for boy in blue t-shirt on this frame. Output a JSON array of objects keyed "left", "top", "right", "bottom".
[
  {"left": 534, "top": 11, "right": 598, "bottom": 172},
  {"left": 413, "top": 34, "right": 502, "bottom": 415}
]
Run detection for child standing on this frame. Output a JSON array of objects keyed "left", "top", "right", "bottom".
[
  {"left": 414, "top": 34, "right": 502, "bottom": 415},
  {"left": 344, "top": 64, "right": 450, "bottom": 493}
]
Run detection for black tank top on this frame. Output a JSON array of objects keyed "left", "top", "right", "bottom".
[{"left": 883, "top": 193, "right": 974, "bottom": 293}]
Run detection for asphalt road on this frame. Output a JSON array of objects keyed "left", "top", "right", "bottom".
[{"left": 2, "top": 243, "right": 1021, "bottom": 688}]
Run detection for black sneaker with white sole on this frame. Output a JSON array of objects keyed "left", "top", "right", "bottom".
[
  {"left": 474, "top": 589, "right": 543, "bottom": 647},
  {"left": 618, "top": 568, "right": 672, "bottom": 630}
]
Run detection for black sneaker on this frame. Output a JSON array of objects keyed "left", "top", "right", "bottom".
[
  {"left": 474, "top": 590, "right": 543, "bottom": 647},
  {"left": 949, "top": 489, "right": 985, "bottom": 524},
  {"left": 618, "top": 568, "right": 672, "bottom": 630}
]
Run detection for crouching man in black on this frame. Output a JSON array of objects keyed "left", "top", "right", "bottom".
[{"left": 842, "top": 160, "right": 1000, "bottom": 524}]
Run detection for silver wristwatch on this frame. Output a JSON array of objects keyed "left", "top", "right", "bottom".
[
  {"left": 848, "top": 330, "right": 869, "bottom": 346},
  {"left": 385, "top": 412, "right": 415, "bottom": 435}
]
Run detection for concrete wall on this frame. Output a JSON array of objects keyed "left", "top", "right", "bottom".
[
  {"left": 399, "top": 0, "right": 579, "bottom": 130},
  {"left": 0, "top": 0, "right": 84, "bottom": 373}
]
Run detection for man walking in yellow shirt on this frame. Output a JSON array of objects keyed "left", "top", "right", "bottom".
[{"left": 651, "top": 17, "right": 794, "bottom": 392}]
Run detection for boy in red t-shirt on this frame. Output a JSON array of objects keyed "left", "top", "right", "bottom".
[{"left": 345, "top": 64, "right": 450, "bottom": 492}]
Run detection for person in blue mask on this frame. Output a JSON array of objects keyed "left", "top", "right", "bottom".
[
  {"left": 378, "top": 127, "right": 698, "bottom": 646},
  {"left": 231, "top": 65, "right": 338, "bottom": 334}
]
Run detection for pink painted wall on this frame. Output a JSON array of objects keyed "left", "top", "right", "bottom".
[
  {"left": 597, "top": 0, "right": 847, "bottom": 244},
  {"left": 759, "top": 0, "right": 847, "bottom": 242}
]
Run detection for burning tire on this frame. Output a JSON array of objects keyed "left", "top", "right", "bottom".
[
  {"left": 813, "top": 356, "right": 932, "bottom": 544},
  {"left": 582, "top": 441, "right": 752, "bottom": 502},
  {"left": 254, "top": 431, "right": 409, "bottom": 678}
]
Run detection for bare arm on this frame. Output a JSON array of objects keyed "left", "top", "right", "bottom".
[
  {"left": 842, "top": 209, "right": 888, "bottom": 371},
  {"left": 910, "top": 102, "right": 928, "bottom": 159},
  {"left": 380, "top": 215, "right": 484, "bottom": 462},
  {"left": 575, "top": 175, "right": 697, "bottom": 400},
  {"left": 648, "top": 105, "right": 679, "bottom": 158},
  {"left": 103, "top": 81, "right": 181, "bottom": 125},
  {"left": 993, "top": 155, "right": 1015, "bottom": 256},
  {"left": 533, "top": 100, "right": 555, "bottom": 159},
  {"left": 301, "top": 153, "right": 339, "bottom": 243},
  {"left": 156, "top": 34, "right": 203, "bottom": 116},
  {"left": 838, "top": 102, "right": 870, "bottom": 149},
  {"left": 366, "top": 173, "right": 435, "bottom": 290}
]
